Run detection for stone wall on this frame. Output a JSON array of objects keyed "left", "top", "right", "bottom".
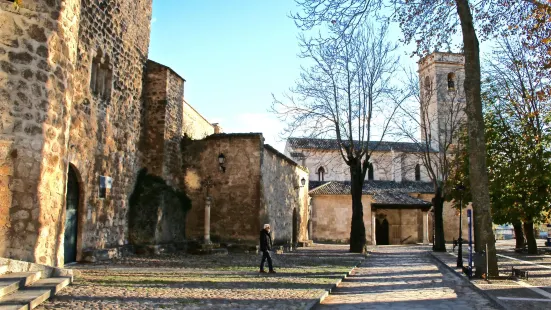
[
  {"left": 183, "top": 101, "right": 214, "bottom": 140},
  {"left": 183, "top": 133, "right": 264, "bottom": 244},
  {"left": 0, "top": 0, "right": 154, "bottom": 266},
  {"left": 64, "top": 0, "right": 152, "bottom": 264},
  {"left": 0, "top": 0, "right": 82, "bottom": 265},
  {"left": 260, "top": 144, "right": 309, "bottom": 245},
  {"left": 310, "top": 195, "right": 372, "bottom": 243}
]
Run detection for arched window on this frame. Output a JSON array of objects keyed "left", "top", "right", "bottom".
[
  {"left": 415, "top": 164, "right": 421, "bottom": 181},
  {"left": 90, "top": 50, "right": 113, "bottom": 100},
  {"left": 447, "top": 72, "right": 455, "bottom": 90},
  {"left": 317, "top": 166, "right": 325, "bottom": 182},
  {"left": 368, "top": 163, "right": 374, "bottom": 181}
]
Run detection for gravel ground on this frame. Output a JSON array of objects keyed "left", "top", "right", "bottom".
[{"left": 37, "top": 244, "right": 364, "bottom": 310}]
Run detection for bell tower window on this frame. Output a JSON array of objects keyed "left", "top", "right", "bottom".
[
  {"left": 447, "top": 72, "right": 455, "bottom": 90},
  {"left": 415, "top": 164, "right": 421, "bottom": 181},
  {"left": 317, "top": 167, "right": 325, "bottom": 182}
]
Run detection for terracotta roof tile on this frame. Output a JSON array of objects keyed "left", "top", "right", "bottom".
[{"left": 309, "top": 180, "right": 434, "bottom": 196}]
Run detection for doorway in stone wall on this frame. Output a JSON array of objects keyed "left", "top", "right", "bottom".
[
  {"left": 64, "top": 165, "right": 79, "bottom": 264},
  {"left": 292, "top": 208, "right": 298, "bottom": 246},
  {"left": 376, "top": 218, "right": 389, "bottom": 245}
]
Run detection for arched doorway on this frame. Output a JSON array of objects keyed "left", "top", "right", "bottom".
[
  {"left": 292, "top": 208, "right": 298, "bottom": 247},
  {"left": 64, "top": 165, "right": 79, "bottom": 264},
  {"left": 376, "top": 218, "right": 389, "bottom": 245}
]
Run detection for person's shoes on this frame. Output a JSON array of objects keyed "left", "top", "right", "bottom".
[
  {"left": 269, "top": 270, "right": 276, "bottom": 273},
  {"left": 259, "top": 270, "right": 267, "bottom": 273}
]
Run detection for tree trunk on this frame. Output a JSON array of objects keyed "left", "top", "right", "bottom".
[
  {"left": 349, "top": 162, "right": 366, "bottom": 253},
  {"left": 432, "top": 187, "right": 446, "bottom": 252},
  {"left": 523, "top": 220, "right": 538, "bottom": 254},
  {"left": 455, "top": 0, "right": 498, "bottom": 277},
  {"left": 513, "top": 221, "right": 525, "bottom": 250}
]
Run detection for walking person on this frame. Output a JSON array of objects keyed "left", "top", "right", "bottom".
[{"left": 259, "top": 224, "right": 276, "bottom": 273}]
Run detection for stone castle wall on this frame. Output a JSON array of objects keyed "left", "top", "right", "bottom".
[
  {"left": 0, "top": 0, "right": 153, "bottom": 266},
  {"left": 183, "top": 134, "right": 264, "bottom": 244},
  {"left": 0, "top": 0, "right": 82, "bottom": 265},
  {"left": 260, "top": 145, "right": 309, "bottom": 245},
  {"left": 65, "top": 0, "right": 152, "bottom": 263}
]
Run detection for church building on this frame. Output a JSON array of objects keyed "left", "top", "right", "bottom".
[{"left": 285, "top": 52, "right": 472, "bottom": 245}]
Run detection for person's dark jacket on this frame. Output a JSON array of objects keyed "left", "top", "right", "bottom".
[{"left": 259, "top": 229, "right": 273, "bottom": 251}]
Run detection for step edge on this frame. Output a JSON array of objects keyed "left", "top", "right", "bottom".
[
  {"left": 0, "top": 288, "right": 51, "bottom": 309},
  {"left": 0, "top": 281, "right": 20, "bottom": 299}
]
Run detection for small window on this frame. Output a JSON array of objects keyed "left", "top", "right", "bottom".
[
  {"left": 90, "top": 50, "right": 112, "bottom": 100},
  {"left": 424, "top": 76, "right": 431, "bottom": 91},
  {"left": 415, "top": 164, "right": 421, "bottom": 181},
  {"left": 368, "top": 163, "right": 374, "bottom": 181},
  {"left": 317, "top": 167, "right": 325, "bottom": 182},
  {"left": 447, "top": 72, "right": 455, "bottom": 90}
]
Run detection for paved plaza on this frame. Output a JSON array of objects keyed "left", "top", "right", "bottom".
[
  {"left": 33, "top": 242, "right": 551, "bottom": 309},
  {"left": 317, "top": 246, "right": 498, "bottom": 310},
  {"left": 37, "top": 244, "right": 363, "bottom": 310}
]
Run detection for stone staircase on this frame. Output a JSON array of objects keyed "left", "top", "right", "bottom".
[{"left": 0, "top": 262, "right": 72, "bottom": 310}]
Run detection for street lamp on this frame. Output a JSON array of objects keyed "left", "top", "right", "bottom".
[
  {"left": 218, "top": 153, "right": 226, "bottom": 173},
  {"left": 456, "top": 183, "right": 465, "bottom": 268},
  {"left": 300, "top": 177, "right": 306, "bottom": 187}
]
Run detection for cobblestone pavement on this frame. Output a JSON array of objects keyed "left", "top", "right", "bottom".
[
  {"left": 37, "top": 244, "right": 363, "bottom": 310},
  {"left": 435, "top": 239, "right": 551, "bottom": 310},
  {"left": 317, "top": 245, "right": 498, "bottom": 310}
]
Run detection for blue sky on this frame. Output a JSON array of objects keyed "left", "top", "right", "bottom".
[
  {"left": 149, "top": 0, "right": 304, "bottom": 151},
  {"left": 148, "top": 1, "right": 477, "bottom": 152}
]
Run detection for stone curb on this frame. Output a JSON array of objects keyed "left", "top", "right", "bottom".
[
  {"left": 429, "top": 252, "right": 507, "bottom": 310},
  {"left": 304, "top": 258, "right": 365, "bottom": 310}
]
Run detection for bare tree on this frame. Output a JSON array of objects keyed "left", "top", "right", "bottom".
[
  {"left": 288, "top": 0, "right": 532, "bottom": 278},
  {"left": 395, "top": 69, "right": 466, "bottom": 252},
  {"left": 272, "top": 22, "right": 404, "bottom": 252}
]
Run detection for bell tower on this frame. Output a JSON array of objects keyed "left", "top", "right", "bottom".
[{"left": 417, "top": 52, "right": 466, "bottom": 151}]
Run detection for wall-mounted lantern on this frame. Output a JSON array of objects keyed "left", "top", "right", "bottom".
[
  {"left": 301, "top": 177, "right": 306, "bottom": 187},
  {"left": 218, "top": 153, "right": 226, "bottom": 173}
]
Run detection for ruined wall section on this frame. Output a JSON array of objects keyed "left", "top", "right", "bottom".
[
  {"left": 183, "top": 134, "right": 263, "bottom": 244},
  {"left": 183, "top": 101, "right": 214, "bottom": 140},
  {"left": 260, "top": 145, "right": 309, "bottom": 245},
  {"left": 0, "top": 0, "right": 81, "bottom": 265},
  {"left": 67, "top": 0, "right": 153, "bottom": 260},
  {"left": 162, "top": 69, "right": 184, "bottom": 187}
]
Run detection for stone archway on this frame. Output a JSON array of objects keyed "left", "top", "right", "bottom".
[
  {"left": 64, "top": 165, "right": 80, "bottom": 264},
  {"left": 376, "top": 218, "right": 389, "bottom": 245}
]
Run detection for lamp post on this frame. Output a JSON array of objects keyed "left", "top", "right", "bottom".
[
  {"left": 300, "top": 177, "right": 306, "bottom": 187},
  {"left": 456, "top": 183, "right": 465, "bottom": 268}
]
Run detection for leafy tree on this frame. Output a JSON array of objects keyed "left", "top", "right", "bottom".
[
  {"left": 272, "top": 23, "right": 403, "bottom": 252},
  {"left": 484, "top": 35, "right": 551, "bottom": 254}
]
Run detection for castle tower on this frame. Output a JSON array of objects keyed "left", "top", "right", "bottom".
[{"left": 417, "top": 52, "right": 466, "bottom": 151}]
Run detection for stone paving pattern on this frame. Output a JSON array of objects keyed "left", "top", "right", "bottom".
[
  {"left": 37, "top": 244, "right": 363, "bottom": 310},
  {"left": 434, "top": 239, "right": 551, "bottom": 310},
  {"left": 317, "top": 245, "right": 498, "bottom": 310}
]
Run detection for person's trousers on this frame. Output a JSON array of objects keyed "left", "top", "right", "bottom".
[{"left": 260, "top": 250, "right": 273, "bottom": 271}]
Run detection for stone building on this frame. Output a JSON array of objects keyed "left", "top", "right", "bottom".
[
  {"left": 0, "top": 0, "right": 309, "bottom": 267},
  {"left": 285, "top": 52, "right": 472, "bottom": 245},
  {"left": 183, "top": 134, "right": 310, "bottom": 247}
]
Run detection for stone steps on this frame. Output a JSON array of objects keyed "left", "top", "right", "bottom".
[{"left": 0, "top": 270, "right": 71, "bottom": 310}]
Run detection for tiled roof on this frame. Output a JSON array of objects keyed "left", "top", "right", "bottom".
[
  {"left": 372, "top": 191, "right": 431, "bottom": 207},
  {"left": 287, "top": 137, "right": 437, "bottom": 153},
  {"left": 289, "top": 152, "right": 305, "bottom": 158},
  {"left": 309, "top": 180, "right": 434, "bottom": 196},
  {"left": 309, "top": 180, "right": 330, "bottom": 191}
]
